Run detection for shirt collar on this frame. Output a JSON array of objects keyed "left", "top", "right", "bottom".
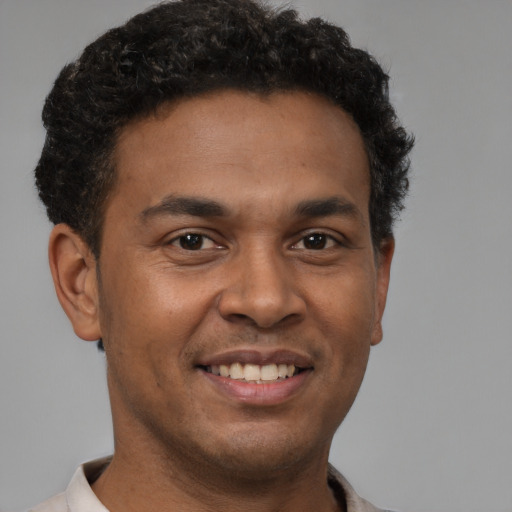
[
  {"left": 64, "top": 457, "right": 382, "bottom": 512},
  {"left": 65, "top": 457, "right": 111, "bottom": 512}
]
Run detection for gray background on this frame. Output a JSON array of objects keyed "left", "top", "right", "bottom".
[{"left": 1, "top": 1, "right": 511, "bottom": 511}]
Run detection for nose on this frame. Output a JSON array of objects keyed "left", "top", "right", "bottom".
[{"left": 218, "top": 247, "right": 306, "bottom": 329}]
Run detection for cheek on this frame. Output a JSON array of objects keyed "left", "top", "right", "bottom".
[
  {"left": 310, "top": 269, "right": 376, "bottom": 385},
  {"left": 312, "top": 267, "right": 377, "bottom": 337},
  {"left": 98, "top": 260, "right": 219, "bottom": 377}
]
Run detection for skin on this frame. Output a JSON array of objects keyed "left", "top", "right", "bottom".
[{"left": 49, "top": 90, "right": 394, "bottom": 512}]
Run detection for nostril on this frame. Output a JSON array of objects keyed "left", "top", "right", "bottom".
[
  {"left": 217, "top": 279, "right": 307, "bottom": 329},
  {"left": 232, "top": 313, "right": 250, "bottom": 320},
  {"left": 223, "top": 311, "right": 303, "bottom": 330},
  {"left": 224, "top": 313, "right": 261, "bottom": 328}
]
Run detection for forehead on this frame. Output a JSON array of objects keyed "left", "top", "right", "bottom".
[{"left": 110, "top": 90, "right": 370, "bottom": 221}]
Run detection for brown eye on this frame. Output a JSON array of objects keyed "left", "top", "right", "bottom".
[
  {"left": 168, "top": 232, "right": 220, "bottom": 252},
  {"left": 291, "top": 233, "right": 340, "bottom": 251},
  {"left": 303, "top": 233, "right": 328, "bottom": 250},
  {"left": 178, "top": 234, "right": 205, "bottom": 250}
]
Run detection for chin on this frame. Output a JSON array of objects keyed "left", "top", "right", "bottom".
[{"left": 174, "top": 424, "right": 331, "bottom": 484}]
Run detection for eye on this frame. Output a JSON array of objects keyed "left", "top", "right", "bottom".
[
  {"left": 293, "top": 233, "right": 339, "bottom": 250},
  {"left": 170, "top": 233, "right": 218, "bottom": 250}
]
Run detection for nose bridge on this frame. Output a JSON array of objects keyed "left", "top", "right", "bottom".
[{"left": 218, "top": 240, "right": 305, "bottom": 328}]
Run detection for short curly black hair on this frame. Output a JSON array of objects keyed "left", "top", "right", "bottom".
[{"left": 35, "top": 0, "right": 413, "bottom": 258}]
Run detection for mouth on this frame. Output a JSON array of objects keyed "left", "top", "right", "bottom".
[
  {"left": 196, "top": 350, "right": 313, "bottom": 403},
  {"left": 200, "top": 362, "right": 305, "bottom": 383}
]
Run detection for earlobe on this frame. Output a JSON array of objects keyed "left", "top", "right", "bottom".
[
  {"left": 48, "top": 224, "right": 102, "bottom": 342},
  {"left": 370, "top": 237, "right": 395, "bottom": 346}
]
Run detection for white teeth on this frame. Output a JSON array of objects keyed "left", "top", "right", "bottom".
[
  {"left": 229, "top": 362, "right": 244, "bottom": 380},
  {"left": 260, "top": 364, "right": 278, "bottom": 381},
  {"left": 278, "top": 364, "right": 288, "bottom": 378},
  {"left": 244, "top": 364, "right": 260, "bottom": 381},
  {"left": 207, "top": 362, "right": 297, "bottom": 381}
]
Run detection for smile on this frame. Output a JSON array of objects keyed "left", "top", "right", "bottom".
[
  {"left": 197, "top": 349, "right": 314, "bottom": 403},
  {"left": 204, "top": 363, "right": 300, "bottom": 383}
]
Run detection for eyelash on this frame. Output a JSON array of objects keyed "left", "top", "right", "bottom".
[
  {"left": 167, "top": 231, "right": 342, "bottom": 251},
  {"left": 168, "top": 233, "right": 221, "bottom": 251},
  {"left": 291, "top": 232, "right": 341, "bottom": 251}
]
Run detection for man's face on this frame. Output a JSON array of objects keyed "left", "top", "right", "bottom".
[{"left": 95, "top": 90, "right": 392, "bottom": 477}]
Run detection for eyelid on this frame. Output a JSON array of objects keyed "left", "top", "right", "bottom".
[
  {"left": 289, "top": 230, "right": 346, "bottom": 250},
  {"left": 165, "top": 230, "right": 225, "bottom": 250}
]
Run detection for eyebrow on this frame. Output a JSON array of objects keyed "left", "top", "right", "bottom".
[
  {"left": 140, "top": 195, "right": 363, "bottom": 223},
  {"left": 294, "top": 197, "right": 363, "bottom": 222},
  {"left": 140, "top": 196, "right": 227, "bottom": 221}
]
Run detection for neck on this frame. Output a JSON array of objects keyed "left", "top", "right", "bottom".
[{"left": 92, "top": 440, "right": 343, "bottom": 512}]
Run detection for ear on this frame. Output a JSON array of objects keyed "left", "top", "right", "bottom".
[
  {"left": 48, "top": 224, "right": 102, "bottom": 342},
  {"left": 370, "top": 237, "right": 395, "bottom": 346}
]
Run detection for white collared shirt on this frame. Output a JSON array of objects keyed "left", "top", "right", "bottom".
[
  {"left": 29, "top": 458, "right": 111, "bottom": 512},
  {"left": 28, "top": 457, "right": 390, "bottom": 512}
]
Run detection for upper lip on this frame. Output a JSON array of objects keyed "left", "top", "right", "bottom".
[{"left": 196, "top": 348, "right": 314, "bottom": 368}]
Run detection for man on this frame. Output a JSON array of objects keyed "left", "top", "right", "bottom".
[{"left": 31, "top": 0, "right": 413, "bottom": 510}]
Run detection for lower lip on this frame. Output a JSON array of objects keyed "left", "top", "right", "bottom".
[{"left": 200, "top": 369, "right": 312, "bottom": 405}]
